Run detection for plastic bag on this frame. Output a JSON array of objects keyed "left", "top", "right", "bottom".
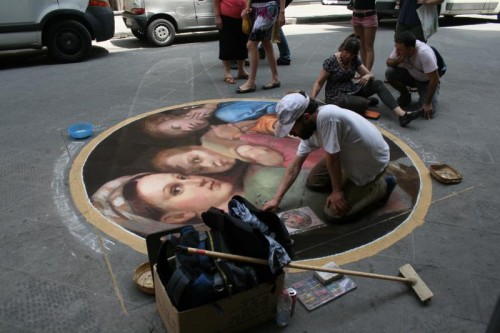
[{"left": 417, "top": 4, "right": 438, "bottom": 40}]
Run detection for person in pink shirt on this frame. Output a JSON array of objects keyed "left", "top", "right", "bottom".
[{"left": 213, "top": 0, "right": 249, "bottom": 84}]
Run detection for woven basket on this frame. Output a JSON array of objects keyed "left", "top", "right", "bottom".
[
  {"left": 133, "top": 262, "right": 155, "bottom": 295},
  {"left": 429, "top": 164, "right": 463, "bottom": 184}
]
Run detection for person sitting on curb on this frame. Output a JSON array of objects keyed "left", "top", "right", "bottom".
[
  {"left": 385, "top": 31, "right": 440, "bottom": 119},
  {"left": 310, "top": 34, "right": 422, "bottom": 127},
  {"left": 262, "top": 92, "right": 397, "bottom": 223}
]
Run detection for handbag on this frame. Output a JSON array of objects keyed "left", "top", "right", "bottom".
[
  {"left": 242, "top": 0, "right": 252, "bottom": 34},
  {"left": 242, "top": 15, "right": 253, "bottom": 35}
]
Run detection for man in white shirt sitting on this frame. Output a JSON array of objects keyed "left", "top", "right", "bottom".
[{"left": 385, "top": 31, "right": 440, "bottom": 120}]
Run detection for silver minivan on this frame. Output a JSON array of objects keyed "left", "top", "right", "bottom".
[
  {"left": 0, "top": 0, "right": 115, "bottom": 62},
  {"left": 122, "top": 0, "right": 217, "bottom": 47}
]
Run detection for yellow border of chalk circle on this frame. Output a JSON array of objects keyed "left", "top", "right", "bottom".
[{"left": 69, "top": 98, "right": 431, "bottom": 266}]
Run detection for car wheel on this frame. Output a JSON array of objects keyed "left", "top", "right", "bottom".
[
  {"left": 131, "top": 29, "right": 148, "bottom": 41},
  {"left": 147, "top": 19, "right": 175, "bottom": 47},
  {"left": 46, "top": 20, "right": 91, "bottom": 63}
]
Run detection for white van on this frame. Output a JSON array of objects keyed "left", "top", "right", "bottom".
[{"left": 0, "top": 0, "right": 115, "bottom": 62}]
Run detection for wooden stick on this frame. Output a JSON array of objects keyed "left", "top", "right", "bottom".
[{"left": 179, "top": 246, "right": 414, "bottom": 284}]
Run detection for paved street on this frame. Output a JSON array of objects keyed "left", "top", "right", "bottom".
[{"left": 1, "top": 4, "right": 500, "bottom": 332}]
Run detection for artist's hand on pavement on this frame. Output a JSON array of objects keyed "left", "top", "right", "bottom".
[
  {"left": 327, "top": 190, "right": 349, "bottom": 216},
  {"left": 423, "top": 103, "right": 433, "bottom": 119},
  {"left": 262, "top": 198, "right": 280, "bottom": 212}
]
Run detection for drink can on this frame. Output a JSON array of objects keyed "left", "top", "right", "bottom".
[{"left": 287, "top": 287, "right": 297, "bottom": 316}]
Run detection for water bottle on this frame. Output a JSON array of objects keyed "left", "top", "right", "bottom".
[{"left": 276, "top": 288, "right": 292, "bottom": 327}]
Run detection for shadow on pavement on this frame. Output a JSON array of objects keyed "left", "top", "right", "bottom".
[
  {"left": 0, "top": 46, "right": 111, "bottom": 69},
  {"left": 110, "top": 31, "right": 219, "bottom": 49}
]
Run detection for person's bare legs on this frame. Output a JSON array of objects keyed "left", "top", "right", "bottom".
[
  {"left": 238, "top": 40, "right": 259, "bottom": 90},
  {"left": 353, "top": 25, "right": 366, "bottom": 66},
  {"left": 222, "top": 60, "right": 235, "bottom": 83},
  {"left": 262, "top": 40, "right": 279, "bottom": 85},
  {"left": 236, "top": 60, "right": 249, "bottom": 79},
  {"left": 353, "top": 25, "right": 376, "bottom": 71},
  {"left": 363, "top": 26, "right": 377, "bottom": 71}
]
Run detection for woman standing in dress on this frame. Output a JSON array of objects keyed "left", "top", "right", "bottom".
[
  {"left": 310, "top": 34, "right": 422, "bottom": 127},
  {"left": 236, "top": 0, "right": 286, "bottom": 93},
  {"left": 213, "top": 0, "right": 249, "bottom": 84}
]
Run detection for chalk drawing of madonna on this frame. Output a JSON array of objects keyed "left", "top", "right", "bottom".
[{"left": 82, "top": 99, "right": 423, "bottom": 259}]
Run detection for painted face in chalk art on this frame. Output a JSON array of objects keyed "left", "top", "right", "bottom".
[{"left": 153, "top": 146, "right": 236, "bottom": 174}]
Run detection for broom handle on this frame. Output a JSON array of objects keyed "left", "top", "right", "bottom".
[{"left": 179, "top": 246, "right": 415, "bottom": 285}]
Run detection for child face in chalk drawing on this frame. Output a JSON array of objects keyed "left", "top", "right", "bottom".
[{"left": 153, "top": 146, "right": 236, "bottom": 174}]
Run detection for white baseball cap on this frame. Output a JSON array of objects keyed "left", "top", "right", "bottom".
[{"left": 274, "top": 93, "right": 310, "bottom": 137}]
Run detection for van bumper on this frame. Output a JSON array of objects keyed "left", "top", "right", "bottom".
[
  {"left": 86, "top": 6, "right": 115, "bottom": 41},
  {"left": 122, "top": 12, "right": 148, "bottom": 32}
]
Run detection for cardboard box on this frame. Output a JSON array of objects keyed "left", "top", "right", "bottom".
[{"left": 153, "top": 265, "right": 284, "bottom": 333}]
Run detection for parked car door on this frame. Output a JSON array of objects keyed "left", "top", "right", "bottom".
[
  {"left": 194, "top": 0, "right": 216, "bottom": 27},
  {"left": 0, "top": 0, "right": 57, "bottom": 47},
  {"left": 0, "top": 0, "right": 56, "bottom": 24}
]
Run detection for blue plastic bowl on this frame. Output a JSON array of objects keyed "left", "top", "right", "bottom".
[{"left": 67, "top": 122, "right": 94, "bottom": 139}]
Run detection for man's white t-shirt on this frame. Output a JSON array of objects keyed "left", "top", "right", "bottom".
[
  {"left": 389, "top": 40, "right": 438, "bottom": 82},
  {"left": 297, "top": 105, "right": 390, "bottom": 186}
]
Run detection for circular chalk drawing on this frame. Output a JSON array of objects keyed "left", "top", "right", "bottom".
[{"left": 70, "top": 99, "right": 431, "bottom": 265}]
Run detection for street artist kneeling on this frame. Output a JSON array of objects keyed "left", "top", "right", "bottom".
[{"left": 262, "top": 92, "right": 396, "bottom": 222}]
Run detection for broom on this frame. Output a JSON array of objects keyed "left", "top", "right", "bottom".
[{"left": 176, "top": 246, "right": 433, "bottom": 303}]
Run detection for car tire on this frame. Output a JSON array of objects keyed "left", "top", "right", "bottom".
[
  {"left": 147, "top": 19, "right": 176, "bottom": 47},
  {"left": 131, "top": 29, "right": 148, "bottom": 41},
  {"left": 46, "top": 20, "right": 92, "bottom": 63}
]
